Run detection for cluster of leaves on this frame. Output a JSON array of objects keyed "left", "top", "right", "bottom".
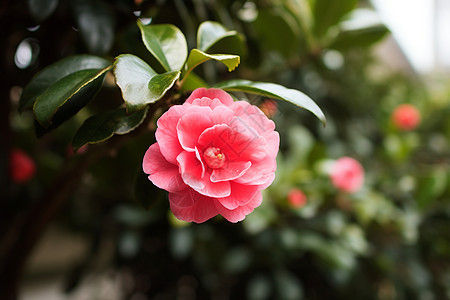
[{"left": 19, "top": 19, "right": 325, "bottom": 152}]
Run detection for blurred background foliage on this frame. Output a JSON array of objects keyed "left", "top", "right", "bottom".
[{"left": 2, "top": 0, "right": 450, "bottom": 299}]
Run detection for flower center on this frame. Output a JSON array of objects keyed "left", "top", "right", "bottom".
[{"left": 203, "top": 147, "right": 226, "bottom": 169}]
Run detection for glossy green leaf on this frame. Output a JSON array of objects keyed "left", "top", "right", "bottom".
[
  {"left": 182, "top": 49, "right": 239, "bottom": 82},
  {"left": 20, "top": 55, "right": 111, "bottom": 111},
  {"left": 114, "top": 54, "right": 180, "bottom": 113},
  {"left": 215, "top": 80, "right": 326, "bottom": 126},
  {"left": 72, "top": 0, "right": 115, "bottom": 55},
  {"left": 138, "top": 22, "right": 188, "bottom": 71},
  {"left": 33, "top": 66, "right": 110, "bottom": 128},
  {"left": 27, "top": 0, "right": 59, "bottom": 22},
  {"left": 72, "top": 107, "right": 148, "bottom": 149},
  {"left": 197, "top": 21, "right": 240, "bottom": 53},
  {"left": 313, "top": 0, "right": 358, "bottom": 38},
  {"left": 34, "top": 73, "right": 106, "bottom": 136},
  {"left": 329, "top": 9, "right": 389, "bottom": 51}
]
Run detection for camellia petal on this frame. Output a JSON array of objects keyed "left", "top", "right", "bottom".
[
  {"left": 143, "top": 143, "right": 185, "bottom": 192},
  {"left": 211, "top": 161, "right": 251, "bottom": 182},
  {"left": 197, "top": 123, "right": 266, "bottom": 162},
  {"left": 177, "top": 109, "right": 213, "bottom": 151},
  {"left": 217, "top": 182, "right": 259, "bottom": 210},
  {"left": 210, "top": 105, "right": 234, "bottom": 125},
  {"left": 155, "top": 105, "right": 185, "bottom": 164},
  {"left": 197, "top": 175, "right": 231, "bottom": 198},
  {"left": 186, "top": 87, "right": 234, "bottom": 106},
  {"left": 191, "top": 97, "right": 223, "bottom": 109},
  {"left": 177, "top": 151, "right": 205, "bottom": 190},
  {"left": 169, "top": 189, "right": 219, "bottom": 223},
  {"left": 215, "top": 191, "right": 263, "bottom": 223},
  {"left": 230, "top": 101, "right": 276, "bottom": 136}
]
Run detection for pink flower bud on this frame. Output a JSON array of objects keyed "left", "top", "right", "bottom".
[
  {"left": 330, "top": 157, "right": 364, "bottom": 193},
  {"left": 9, "top": 148, "right": 36, "bottom": 183},
  {"left": 392, "top": 104, "right": 421, "bottom": 131},
  {"left": 287, "top": 188, "right": 307, "bottom": 208}
]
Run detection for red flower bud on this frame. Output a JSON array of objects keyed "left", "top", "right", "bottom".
[
  {"left": 392, "top": 104, "right": 421, "bottom": 131},
  {"left": 9, "top": 148, "right": 36, "bottom": 183},
  {"left": 287, "top": 188, "right": 307, "bottom": 208}
]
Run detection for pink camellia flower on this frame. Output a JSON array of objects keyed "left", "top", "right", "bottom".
[
  {"left": 143, "top": 88, "right": 280, "bottom": 223},
  {"left": 9, "top": 148, "right": 36, "bottom": 183},
  {"left": 392, "top": 104, "right": 421, "bottom": 131},
  {"left": 287, "top": 188, "right": 307, "bottom": 208},
  {"left": 330, "top": 157, "right": 364, "bottom": 193}
]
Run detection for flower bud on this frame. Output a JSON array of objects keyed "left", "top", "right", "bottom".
[
  {"left": 9, "top": 148, "right": 36, "bottom": 183},
  {"left": 392, "top": 104, "right": 421, "bottom": 131}
]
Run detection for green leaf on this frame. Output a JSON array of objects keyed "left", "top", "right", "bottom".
[
  {"left": 329, "top": 9, "right": 389, "bottom": 51},
  {"left": 329, "top": 25, "right": 388, "bottom": 51},
  {"left": 181, "top": 49, "right": 239, "bottom": 82},
  {"left": 138, "top": 22, "right": 188, "bottom": 71},
  {"left": 114, "top": 54, "right": 180, "bottom": 113},
  {"left": 313, "top": 0, "right": 358, "bottom": 38},
  {"left": 33, "top": 66, "right": 110, "bottom": 128},
  {"left": 72, "top": 0, "right": 115, "bottom": 55},
  {"left": 72, "top": 107, "right": 148, "bottom": 149},
  {"left": 197, "top": 21, "right": 240, "bottom": 53},
  {"left": 27, "top": 0, "right": 59, "bottom": 22},
  {"left": 196, "top": 21, "right": 246, "bottom": 57},
  {"left": 215, "top": 80, "right": 326, "bottom": 126},
  {"left": 20, "top": 55, "right": 111, "bottom": 111},
  {"left": 34, "top": 72, "right": 106, "bottom": 137}
]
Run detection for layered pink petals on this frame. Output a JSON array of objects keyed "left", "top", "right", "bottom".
[
  {"left": 143, "top": 144, "right": 185, "bottom": 192},
  {"left": 177, "top": 109, "right": 212, "bottom": 151},
  {"left": 211, "top": 161, "right": 251, "bottom": 182},
  {"left": 155, "top": 105, "right": 185, "bottom": 164},
  {"left": 217, "top": 182, "right": 259, "bottom": 210},
  {"left": 143, "top": 88, "right": 279, "bottom": 223},
  {"left": 169, "top": 189, "right": 218, "bottom": 223},
  {"left": 186, "top": 87, "right": 234, "bottom": 106},
  {"left": 215, "top": 192, "right": 263, "bottom": 223}
]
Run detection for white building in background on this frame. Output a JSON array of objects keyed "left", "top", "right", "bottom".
[{"left": 372, "top": 0, "right": 450, "bottom": 73}]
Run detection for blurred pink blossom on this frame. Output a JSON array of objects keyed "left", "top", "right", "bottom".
[
  {"left": 143, "top": 88, "right": 279, "bottom": 223},
  {"left": 392, "top": 104, "right": 421, "bottom": 131},
  {"left": 330, "top": 157, "right": 364, "bottom": 193},
  {"left": 287, "top": 188, "right": 307, "bottom": 208}
]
